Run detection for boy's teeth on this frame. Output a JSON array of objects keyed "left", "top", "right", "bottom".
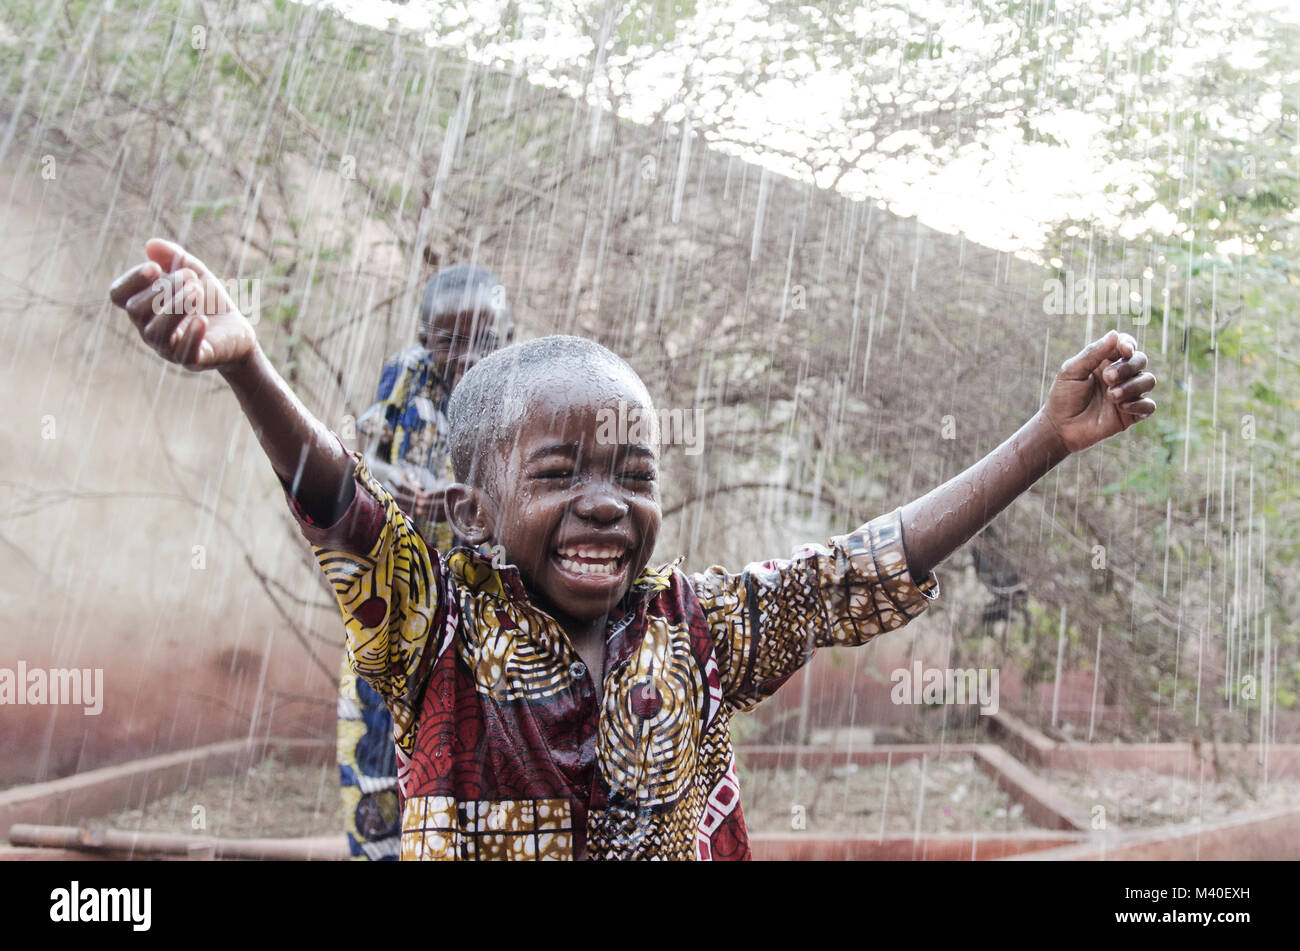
[
  {"left": 555, "top": 544, "right": 626, "bottom": 578},
  {"left": 556, "top": 545, "right": 623, "bottom": 559},
  {"left": 559, "top": 557, "right": 619, "bottom": 576}
]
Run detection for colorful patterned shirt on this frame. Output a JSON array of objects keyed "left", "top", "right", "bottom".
[
  {"left": 355, "top": 344, "right": 456, "bottom": 551},
  {"left": 293, "top": 452, "right": 939, "bottom": 860},
  {"left": 340, "top": 346, "right": 457, "bottom": 861}
]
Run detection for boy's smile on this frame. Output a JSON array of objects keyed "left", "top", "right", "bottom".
[{"left": 479, "top": 374, "right": 662, "bottom": 634}]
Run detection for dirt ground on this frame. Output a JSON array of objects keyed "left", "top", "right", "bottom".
[
  {"left": 96, "top": 752, "right": 1032, "bottom": 839},
  {"left": 1047, "top": 766, "right": 1300, "bottom": 829},
  {"left": 739, "top": 755, "right": 1035, "bottom": 835},
  {"left": 86, "top": 750, "right": 1300, "bottom": 840},
  {"left": 102, "top": 755, "right": 342, "bottom": 839}
]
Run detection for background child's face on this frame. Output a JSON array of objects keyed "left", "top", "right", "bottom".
[
  {"left": 488, "top": 374, "right": 662, "bottom": 627},
  {"left": 419, "top": 296, "right": 506, "bottom": 386}
]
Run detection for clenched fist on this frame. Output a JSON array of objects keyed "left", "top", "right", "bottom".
[{"left": 108, "top": 238, "right": 257, "bottom": 371}]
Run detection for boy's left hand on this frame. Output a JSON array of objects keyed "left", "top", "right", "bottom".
[{"left": 1043, "top": 330, "right": 1157, "bottom": 453}]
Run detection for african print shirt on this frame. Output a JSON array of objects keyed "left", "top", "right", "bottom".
[
  {"left": 292, "top": 452, "right": 939, "bottom": 861},
  {"left": 341, "top": 346, "right": 459, "bottom": 861},
  {"left": 355, "top": 344, "right": 455, "bottom": 551}
]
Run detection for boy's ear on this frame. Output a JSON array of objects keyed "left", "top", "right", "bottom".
[{"left": 444, "top": 483, "right": 496, "bottom": 545}]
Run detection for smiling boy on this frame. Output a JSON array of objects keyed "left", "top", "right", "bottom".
[
  {"left": 109, "top": 239, "right": 1156, "bottom": 860},
  {"left": 356, "top": 265, "right": 513, "bottom": 540}
]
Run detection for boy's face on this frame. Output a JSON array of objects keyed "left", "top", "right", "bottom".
[
  {"left": 420, "top": 294, "right": 507, "bottom": 386},
  {"left": 486, "top": 373, "right": 662, "bottom": 628}
]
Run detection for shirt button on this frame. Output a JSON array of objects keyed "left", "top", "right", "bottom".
[{"left": 569, "top": 661, "right": 587, "bottom": 679}]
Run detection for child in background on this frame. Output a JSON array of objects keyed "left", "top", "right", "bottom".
[
  {"left": 109, "top": 239, "right": 1156, "bottom": 860},
  {"left": 341, "top": 266, "right": 511, "bottom": 860}
]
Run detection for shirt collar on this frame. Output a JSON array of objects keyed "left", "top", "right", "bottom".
[{"left": 398, "top": 346, "right": 452, "bottom": 396}]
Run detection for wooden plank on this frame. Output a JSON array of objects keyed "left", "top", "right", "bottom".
[
  {"left": 0, "top": 846, "right": 121, "bottom": 861},
  {"left": 1046, "top": 743, "right": 1300, "bottom": 779},
  {"left": 0, "top": 737, "right": 334, "bottom": 840},
  {"left": 737, "top": 745, "right": 979, "bottom": 769},
  {"left": 1008, "top": 806, "right": 1300, "bottom": 861},
  {"left": 989, "top": 710, "right": 1300, "bottom": 779},
  {"left": 8, "top": 824, "right": 349, "bottom": 861},
  {"left": 987, "top": 710, "right": 1057, "bottom": 766},
  {"left": 750, "top": 832, "right": 1086, "bottom": 861},
  {"left": 973, "top": 744, "right": 1089, "bottom": 831}
]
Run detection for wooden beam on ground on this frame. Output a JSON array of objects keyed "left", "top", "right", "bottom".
[
  {"left": 1006, "top": 806, "right": 1300, "bottom": 861},
  {"left": 0, "top": 737, "right": 334, "bottom": 840},
  {"left": 988, "top": 710, "right": 1300, "bottom": 779},
  {"left": 986, "top": 710, "right": 1056, "bottom": 767},
  {"left": 0, "top": 846, "right": 120, "bottom": 861},
  {"left": 750, "top": 832, "right": 1087, "bottom": 860},
  {"left": 973, "top": 745, "right": 1090, "bottom": 831},
  {"left": 8, "top": 824, "right": 348, "bottom": 861},
  {"left": 737, "top": 744, "right": 980, "bottom": 769}
]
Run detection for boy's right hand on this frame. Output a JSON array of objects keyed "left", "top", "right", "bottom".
[
  {"left": 109, "top": 238, "right": 257, "bottom": 372},
  {"left": 397, "top": 484, "right": 449, "bottom": 523},
  {"left": 390, "top": 469, "right": 450, "bottom": 522}
]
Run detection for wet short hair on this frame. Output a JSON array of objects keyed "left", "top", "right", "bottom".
[
  {"left": 447, "top": 335, "right": 653, "bottom": 486},
  {"left": 420, "top": 265, "right": 512, "bottom": 334}
]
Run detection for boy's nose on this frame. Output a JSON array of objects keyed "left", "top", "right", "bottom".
[{"left": 573, "top": 483, "right": 628, "bottom": 523}]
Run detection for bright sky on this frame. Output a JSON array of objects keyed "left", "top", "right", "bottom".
[{"left": 300, "top": 0, "right": 1295, "bottom": 264}]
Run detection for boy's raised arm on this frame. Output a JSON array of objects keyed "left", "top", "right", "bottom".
[
  {"left": 898, "top": 330, "right": 1157, "bottom": 581},
  {"left": 109, "top": 239, "right": 355, "bottom": 524}
]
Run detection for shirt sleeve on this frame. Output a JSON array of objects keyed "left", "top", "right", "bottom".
[
  {"left": 356, "top": 354, "right": 402, "bottom": 451},
  {"left": 282, "top": 448, "right": 446, "bottom": 742},
  {"left": 690, "top": 508, "right": 940, "bottom": 712},
  {"left": 374, "top": 352, "right": 402, "bottom": 403}
]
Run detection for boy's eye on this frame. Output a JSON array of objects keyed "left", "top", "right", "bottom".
[
  {"left": 619, "top": 469, "right": 656, "bottom": 483},
  {"left": 431, "top": 330, "right": 497, "bottom": 353},
  {"left": 536, "top": 468, "right": 576, "bottom": 481}
]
